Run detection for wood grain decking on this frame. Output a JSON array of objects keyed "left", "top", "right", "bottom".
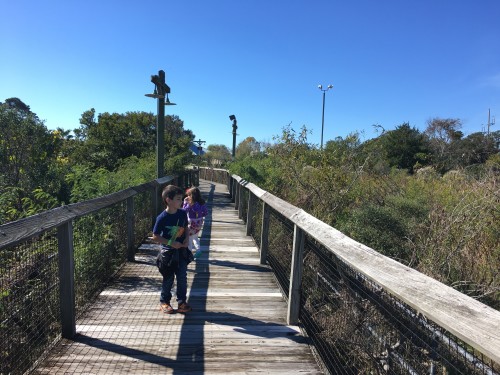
[{"left": 33, "top": 179, "right": 322, "bottom": 374}]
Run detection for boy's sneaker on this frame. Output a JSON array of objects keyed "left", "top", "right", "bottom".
[
  {"left": 177, "top": 302, "right": 192, "bottom": 313},
  {"left": 193, "top": 249, "right": 202, "bottom": 259},
  {"left": 160, "top": 302, "right": 174, "bottom": 314}
]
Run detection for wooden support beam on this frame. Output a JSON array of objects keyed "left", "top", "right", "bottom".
[
  {"left": 238, "top": 185, "right": 244, "bottom": 219},
  {"left": 287, "top": 224, "right": 305, "bottom": 325},
  {"left": 260, "top": 202, "right": 270, "bottom": 265},
  {"left": 126, "top": 196, "right": 135, "bottom": 261},
  {"left": 246, "top": 192, "right": 256, "bottom": 236},
  {"left": 234, "top": 181, "right": 240, "bottom": 210},
  {"left": 58, "top": 221, "right": 76, "bottom": 338}
]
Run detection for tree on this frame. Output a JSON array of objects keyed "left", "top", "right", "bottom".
[
  {"left": 490, "top": 130, "right": 500, "bottom": 150},
  {"left": 204, "top": 144, "right": 231, "bottom": 167},
  {"left": 74, "top": 108, "right": 97, "bottom": 141},
  {"left": 163, "top": 114, "right": 195, "bottom": 174},
  {"left": 324, "top": 133, "right": 363, "bottom": 164},
  {"left": 236, "top": 137, "right": 261, "bottom": 159},
  {"left": 71, "top": 110, "right": 158, "bottom": 170},
  {"left": 425, "top": 118, "right": 463, "bottom": 172},
  {"left": 0, "top": 99, "right": 62, "bottom": 221},
  {"left": 378, "top": 123, "right": 429, "bottom": 173},
  {"left": 2, "top": 97, "right": 31, "bottom": 112},
  {"left": 454, "top": 132, "right": 497, "bottom": 167}
]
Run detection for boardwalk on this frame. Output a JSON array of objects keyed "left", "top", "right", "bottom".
[{"left": 33, "top": 180, "right": 322, "bottom": 374}]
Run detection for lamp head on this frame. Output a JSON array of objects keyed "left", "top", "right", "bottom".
[
  {"left": 328, "top": 84, "right": 333, "bottom": 89},
  {"left": 144, "top": 87, "right": 164, "bottom": 99},
  {"left": 164, "top": 93, "right": 176, "bottom": 106},
  {"left": 229, "top": 114, "right": 236, "bottom": 121},
  {"left": 318, "top": 84, "right": 322, "bottom": 90}
]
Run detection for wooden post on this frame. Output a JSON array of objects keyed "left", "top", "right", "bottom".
[
  {"left": 126, "top": 196, "right": 135, "bottom": 261},
  {"left": 229, "top": 178, "right": 234, "bottom": 202},
  {"left": 234, "top": 181, "right": 240, "bottom": 210},
  {"left": 151, "top": 187, "right": 158, "bottom": 228},
  {"left": 287, "top": 224, "right": 305, "bottom": 325},
  {"left": 260, "top": 202, "right": 270, "bottom": 265},
  {"left": 246, "top": 192, "right": 256, "bottom": 236},
  {"left": 156, "top": 185, "right": 160, "bottom": 216},
  {"left": 58, "top": 221, "right": 76, "bottom": 338},
  {"left": 238, "top": 185, "right": 244, "bottom": 219}
]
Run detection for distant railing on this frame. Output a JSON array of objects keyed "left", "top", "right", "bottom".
[
  {"left": 200, "top": 167, "right": 500, "bottom": 375},
  {"left": 0, "top": 170, "right": 198, "bottom": 375},
  {"left": 198, "top": 167, "right": 230, "bottom": 190}
]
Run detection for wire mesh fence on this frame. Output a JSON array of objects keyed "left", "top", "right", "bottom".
[
  {"left": 298, "top": 237, "right": 500, "bottom": 374},
  {"left": 266, "top": 208, "right": 294, "bottom": 299},
  {"left": 0, "top": 232, "right": 60, "bottom": 375},
  {"left": 0, "top": 172, "right": 196, "bottom": 375},
  {"left": 0, "top": 200, "right": 133, "bottom": 375},
  {"left": 133, "top": 190, "right": 153, "bottom": 249},
  {"left": 239, "top": 185, "right": 249, "bottom": 222},
  {"left": 249, "top": 200, "right": 263, "bottom": 250},
  {"left": 199, "top": 167, "right": 230, "bottom": 187},
  {"left": 72, "top": 202, "right": 128, "bottom": 317},
  {"left": 229, "top": 176, "right": 500, "bottom": 375}
]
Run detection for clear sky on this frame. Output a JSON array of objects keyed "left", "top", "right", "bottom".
[{"left": 1, "top": 1, "right": 499, "bottom": 150}]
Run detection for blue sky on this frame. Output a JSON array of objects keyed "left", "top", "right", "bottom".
[{"left": 1, "top": 1, "right": 499, "bottom": 150}]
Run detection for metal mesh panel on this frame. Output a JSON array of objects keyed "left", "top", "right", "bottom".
[
  {"left": 250, "top": 199, "right": 263, "bottom": 249},
  {"left": 265, "top": 208, "right": 294, "bottom": 298},
  {"left": 214, "top": 169, "right": 228, "bottom": 185},
  {"left": 1, "top": 177, "right": 181, "bottom": 374},
  {"left": 72, "top": 201, "right": 128, "bottom": 317},
  {"left": 235, "top": 175, "right": 499, "bottom": 374},
  {"left": 133, "top": 190, "right": 153, "bottom": 248},
  {"left": 239, "top": 187, "right": 248, "bottom": 223},
  {"left": 199, "top": 168, "right": 229, "bottom": 186},
  {"left": 0, "top": 231, "right": 60, "bottom": 375},
  {"left": 299, "top": 237, "right": 500, "bottom": 375}
]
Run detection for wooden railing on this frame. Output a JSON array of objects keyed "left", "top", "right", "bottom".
[
  {"left": 0, "top": 170, "right": 198, "bottom": 375},
  {"left": 200, "top": 167, "right": 500, "bottom": 374}
]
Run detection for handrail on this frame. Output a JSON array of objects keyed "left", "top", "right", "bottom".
[
  {"left": 199, "top": 167, "right": 500, "bottom": 372},
  {"left": 239, "top": 177, "right": 500, "bottom": 363},
  {"left": 0, "top": 170, "right": 198, "bottom": 375},
  {"left": 0, "top": 175, "right": 184, "bottom": 250}
]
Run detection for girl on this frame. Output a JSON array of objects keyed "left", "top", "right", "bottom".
[{"left": 182, "top": 187, "right": 208, "bottom": 259}]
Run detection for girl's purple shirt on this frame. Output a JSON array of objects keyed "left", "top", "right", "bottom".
[
  {"left": 182, "top": 200, "right": 208, "bottom": 219},
  {"left": 183, "top": 199, "right": 208, "bottom": 235}
]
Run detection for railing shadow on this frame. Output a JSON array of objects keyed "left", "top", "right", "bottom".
[{"left": 74, "top": 308, "right": 309, "bottom": 374}]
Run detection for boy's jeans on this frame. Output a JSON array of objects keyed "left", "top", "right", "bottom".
[{"left": 160, "top": 249, "right": 188, "bottom": 304}]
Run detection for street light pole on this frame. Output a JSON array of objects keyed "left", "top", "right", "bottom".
[
  {"left": 318, "top": 84, "right": 333, "bottom": 149},
  {"left": 156, "top": 76, "right": 165, "bottom": 180},
  {"left": 229, "top": 115, "right": 237, "bottom": 159},
  {"left": 145, "top": 70, "right": 175, "bottom": 179}
]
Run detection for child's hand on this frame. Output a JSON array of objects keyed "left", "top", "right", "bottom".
[{"left": 170, "top": 241, "right": 183, "bottom": 249}]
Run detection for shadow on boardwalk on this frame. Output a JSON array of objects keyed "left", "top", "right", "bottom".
[{"left": 33, "top": 180, "right": 322, "bottom": 374}]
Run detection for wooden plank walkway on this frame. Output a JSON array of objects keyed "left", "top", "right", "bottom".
[{"left": 33, "top": 179, "right": 322, "bottom": 374}]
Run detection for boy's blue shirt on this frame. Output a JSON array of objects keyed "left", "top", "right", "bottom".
[{"left": 153, "top": 209, "right": 188, "bottom": 250}]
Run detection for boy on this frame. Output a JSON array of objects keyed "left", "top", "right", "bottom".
[{"left": 153, "top": 185, "right": 193, "bottom": 314}]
